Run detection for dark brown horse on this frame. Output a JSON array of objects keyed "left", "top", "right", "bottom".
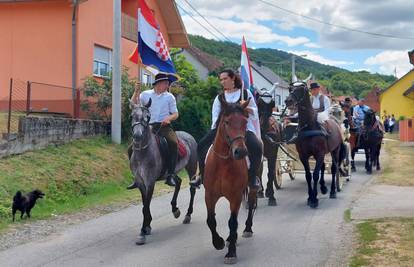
[
  {"left": 285, "top": 82, "right": 346, "bottom": 208},
  {"left": 204, "top": 95, "right": 257, "bottom": 264},
  {"left": 361, "top": 109, "right": 383, "bottom": 173},
  {"left": 340, "top": 102, "right": 371, "bottom": 172},
  {"left": 256, "top": 88, "right": 282, "bottom": 206}
]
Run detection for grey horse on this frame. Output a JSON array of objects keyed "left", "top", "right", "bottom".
[{"left": 129, "top": 99, "right": 198, "bottom": 245}]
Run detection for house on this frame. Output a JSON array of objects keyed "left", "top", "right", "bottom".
[
  {"left": 379, "top": 69, "right": 414, "bottom": 120},
  {"left": 182, "top": 46, "right": 223, "bottom": 80},
  {"left": 250, "top": 62, "right": 290, "bottom": 108},
  {"left": 0, "top": 0, "right": 189, "bottom": 117},
  {"left": 363, "top": 87, "right": 381, "bottom": 112}
]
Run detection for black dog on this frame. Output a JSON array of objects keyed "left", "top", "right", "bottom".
[{"left": 12, "top": 190, "right": 45, "bottom": 222}]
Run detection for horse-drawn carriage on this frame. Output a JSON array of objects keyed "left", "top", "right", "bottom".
[{"left": 256, "top": 85, "right": 351, "bottom": 200}]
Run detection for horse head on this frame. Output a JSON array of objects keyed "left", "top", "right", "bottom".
[
  {"left": 363, "top": 109, "right": 376, "bottom": 127},
  {"left": 285, "top": 81, "right": 309, "bottom": 108},
  {"left": 130, "top": 98, "right": 152, "bottom": 148},
  {"left": 218, "top": 94, "right": 250, "bottom": 160},
  {"left": 256, "top": 87, "right": 275, "bottom": 117}
]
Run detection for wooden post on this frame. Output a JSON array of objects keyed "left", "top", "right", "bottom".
[{"left": 7, "top": 78, "right": 13, "bottom": 136}]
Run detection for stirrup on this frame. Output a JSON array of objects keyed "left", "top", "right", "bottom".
[{"left": 165, "top": 174, "right": 177, "bottom": 187}]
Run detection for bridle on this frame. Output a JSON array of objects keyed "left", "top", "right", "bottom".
[{"left": 131, "top": 106, "right": 151, "bottom": 150}]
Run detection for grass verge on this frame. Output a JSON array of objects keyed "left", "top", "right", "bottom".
[
  {"left": 376, "top": 135, "right": 414, "bottom": 186},
  {"left": 0, "top": 137, "right": 189, "bottom": 232},
  {"left": 350, "top": 218, "right": 414, "bottom": 267},
  {"left": 344, "top": 209, "right": 352, "bottom": 223}
]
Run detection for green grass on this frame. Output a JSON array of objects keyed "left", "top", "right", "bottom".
[
  {"left": 350, "top": 218, "right": 414, "bottom": 267},
  {"left": 0, "top": 137, "right": 189, "bottom": 232},
  {"left": 344, "top": 209, "right": 352, "bottom": 223}
]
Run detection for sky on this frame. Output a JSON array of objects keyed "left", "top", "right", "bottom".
[{"left": 176, "top": 0, "right": 414, "bottom": 78}]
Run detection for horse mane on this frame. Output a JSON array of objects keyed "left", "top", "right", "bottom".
[{"left": 218, "top": 93, "right": 249, "bottom": 119}]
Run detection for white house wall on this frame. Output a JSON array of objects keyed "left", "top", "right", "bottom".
[{"left": 182, "top": 50, "right": 209, "bottom": 80}]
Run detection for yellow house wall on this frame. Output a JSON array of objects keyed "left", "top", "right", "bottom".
[{"left": 380, "top": 70, "right": 414, "bottom": 119}]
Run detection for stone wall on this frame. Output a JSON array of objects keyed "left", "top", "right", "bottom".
[{"left": 0, "top": 116, "right": 110, "bottom": 158}]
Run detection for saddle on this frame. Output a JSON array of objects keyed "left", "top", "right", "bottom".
[{"left": 155, "top": 135, "right": 187, "bottom": 179}]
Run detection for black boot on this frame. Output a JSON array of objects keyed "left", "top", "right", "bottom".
[
  {"left": 165, "top": 173, "right": 177, "bottom": 187},
  {"left": 248, "top": 171, "right": 261, "bottom": 190},
  {"left": 190, "top": 175, "right": 203, "bottom": 189}
]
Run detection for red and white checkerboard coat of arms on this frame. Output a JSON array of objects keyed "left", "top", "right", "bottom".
[{"left": 155, "top": 30, "right": 171, "bottom": 61}]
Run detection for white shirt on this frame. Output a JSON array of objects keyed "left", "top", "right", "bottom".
[
  {"left": 211, "top": 89, "right": 260, "bottom": 137},
  {"left": 139, "top": 89, "right": 178, "bottom": 123},
  {"left": 311, "top": 93, "right": 331, "bottom": 113}
]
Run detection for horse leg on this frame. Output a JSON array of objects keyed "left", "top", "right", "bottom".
[
  {"left": 365, "top": 148, "right": 372, "bottom": 174},
  {"left": 319, "top": 162, "right": 328, "bottom": 195},
  {"left": 330, "top": 149, "right": 339, "bottom": 198},
  {"left": 206, "top": 193, "right": 224, "bottom": 250},
  {"left": 311, "top": 157, "right": 323, "bottom": 208},
  {"left": 171, "top": 176, "right": 182, "bottom": 218},
  {"left": 257, "top": 161, "right": 264, "bottom": 198},
  {"left": 224, "top": 198, "right": 242, "bottom": 264},
  {"left": 183, "top": 186, "right": 196, "bottom": 224},
  {"left": 136, "top": 185, "right": 153, "bottom": 245},
  {"left": 376, "top": 144, "right": 381, "bottom": 170},
  {"left": 266, "top": 155, "right": 277, "bottom": 206},
  {"left": 243, "top": 188, "right": 257, "bottom": 236},
  {"left": 300, "top": 157, "right": 313, "bottom": 206},
  {"left": 351, "top": 148, "right": 356, "bottom": 172}
]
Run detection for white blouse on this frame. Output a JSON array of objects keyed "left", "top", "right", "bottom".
[{"left": 211, "top": 89, "right": 260, "bottom": 137}]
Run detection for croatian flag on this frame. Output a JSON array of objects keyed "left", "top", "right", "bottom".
[
  {"left": 240, "top": 36, "right": 254, "bottom": 94},
  {"left": 129, "top": 0, "right": 176, "bottom": 74}
]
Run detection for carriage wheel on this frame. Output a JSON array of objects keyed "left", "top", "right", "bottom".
[
  {"left": 274, "top": 159, "right": 283, "bottom": 189},
  {"left": 287, "top": 161, "right": 296, "bottom": 180}
]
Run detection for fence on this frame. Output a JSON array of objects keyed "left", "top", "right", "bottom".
[{"left": 0, "top": 78, "right": 81, "bottom": 140}]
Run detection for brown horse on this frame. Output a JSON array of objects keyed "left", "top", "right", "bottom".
[
  {"left": 256, "top": 89, "right": 283, "bottom": 206},
  {"left": 204, "top": 95, "right": 257, "bottom": 264},
  {"left": 285, "top": 82, "right": 346, "bottom": 208}
]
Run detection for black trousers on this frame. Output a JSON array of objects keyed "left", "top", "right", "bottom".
[{"left": 198, "top": 129, "right": 263, "bottom": 179}]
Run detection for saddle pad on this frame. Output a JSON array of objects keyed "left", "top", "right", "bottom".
[
  {"left": 206, "top": 145, "right": 250, "bottom": 168},
  {"left": 177, "top": 139, "right": 187, "bottom": 158}
]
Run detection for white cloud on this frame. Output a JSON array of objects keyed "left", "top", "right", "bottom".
[
  {"left": 364, "top": 51, "right": 413, "bottom": 78},
  {"left": 304, "top": 42, "right": 322, "bottom": 49},
  {"left": 289, "top": 50, "right": 354, "bottom": 67},
  {"left": 181, "top": 0, "right": 414, "bottom": 51},
  {"left": 181, "top": 15, "right": 310, "bottom": 46}
]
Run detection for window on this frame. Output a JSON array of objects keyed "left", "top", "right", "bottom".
[
  {"left": 141, "top": 69, "right": 154, "bottom": 86},
  {"left": 93, "top": 45, "right": 112, "bottom": 78}
]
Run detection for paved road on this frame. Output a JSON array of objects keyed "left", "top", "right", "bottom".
[{"left": 0, "top": 154, "right": 372, "bottom": 267}]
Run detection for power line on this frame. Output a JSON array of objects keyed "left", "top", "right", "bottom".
[
  {"left": 257, "top": 0, "right": 414, "bottom": 40},
  {"left": 180, "top": 0, "right": 233, "bottom": 42},
  {"left": 175, "top": 2, "right": 224, "bottom": 42}
]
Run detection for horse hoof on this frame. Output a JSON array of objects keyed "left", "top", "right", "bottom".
[
  {"left": 330, "top": 192, "right": 337, "bottom": 199},
  {"left": 367, "top": 170, "right": 372, "bottom": 175},
  {"left": 268, "top": 198, "right": 277, "bottom": 206},
  {"left": 307, "top": 199, "right": 311, "bottom": 206},
  {"left": 320, "top": 186, "right": 328, "bottom": 195},
  {"left": 242, "top": 231, "right": 253, "bottom": 238},
  {"left": 346, "top": 178, "right": 350, "bottom": 182},
  {"left": 182, "top": 215, "right": 191, "bottom": 224},
  {"left": 136, "top": 235, "right": 146, "bottom": 245},
  {"left": 351, "top": 167, "right": 356, "bottom": 172},
  {"left": 309, "top": 199, "right": 319, "bottom": 208},
  {"left": 173, "top": 209, "right": 181, "bottom": 219},
  {"left": 257, "top": 191, "right": 264, "bottom": 198},
  {"left": 213, "top": 237, "right": 225, "bottom": 250},
  {"left": 224, "top": 256, "right": 237, "bottom": 265}
]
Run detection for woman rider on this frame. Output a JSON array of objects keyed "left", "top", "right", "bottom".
[{"left": 190, "top": 69, "right": 263, "bottom": 190}]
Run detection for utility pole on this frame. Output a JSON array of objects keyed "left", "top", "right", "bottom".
[
  {"left": 291, "top": 54, "right": 307, "bottom": 82},
  {"left": 112, "top": 0, "right": 122, "bottom": 144}
]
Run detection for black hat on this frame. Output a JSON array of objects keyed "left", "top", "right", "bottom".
[
  {"left": 344, "top": 97, "right": 352, "bottom": 102},
  {"left": 309, "top": 82, "right": 320, "bottom": 89},
  {"left": 152, "top": 73, "right": 178, "bottom": 86}
]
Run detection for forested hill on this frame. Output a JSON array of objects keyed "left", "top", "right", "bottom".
[{"left": 188, "top": 35, "right": 396, "bottom": 97}]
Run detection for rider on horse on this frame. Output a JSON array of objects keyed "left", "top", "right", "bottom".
[
  {"left": 287, "top": 82, "right": 331, "bottom": 143},
  {"left": 130, "top": 73, "right": 180, "bottom": 187},
  {"left": 352, "top": 98, "right": 370, "bottom": 130},
  {"left": 190, "top": 69, "right": 263, "bottom": 190}
]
